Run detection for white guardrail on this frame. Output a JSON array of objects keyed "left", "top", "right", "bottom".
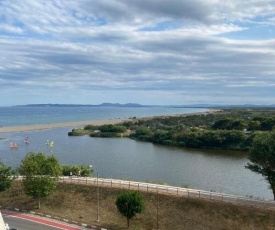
[{"left": 59, "top": 176, "right": 275, "bottom": 209}]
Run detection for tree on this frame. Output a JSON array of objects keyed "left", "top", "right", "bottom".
[
  {"left": 246, "top": 131, "right": 275, "bottom": 200},
  {"left": 0, "top": 161, "right": 14, "bottom": 192},
  {"left": 115, "top": 191, "right": 145, "bottom": 228},
  {"left": 20, "top": 152, "right": 62, "bottom": 208}
]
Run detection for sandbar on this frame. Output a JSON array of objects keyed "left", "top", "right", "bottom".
[
  {"left": 0, "top": 118, "right": 131, "bottom": 133},
  {"left": 0, "top": 110, "right": 219, "bottom": 134}
]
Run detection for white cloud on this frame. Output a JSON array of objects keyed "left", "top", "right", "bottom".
[{"left": 0, "top": 0, "right": 275, "bottom": 105}]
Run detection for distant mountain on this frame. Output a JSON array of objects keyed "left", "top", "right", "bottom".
[
  {"left": 14, "top": 103, "right": 275, "bottom": 108},
  {"left": 98, "top": 103, "right": 145, "bottom": 107},
  {"left": 15, "top": 103, "right": 146, "bottom": 107}
]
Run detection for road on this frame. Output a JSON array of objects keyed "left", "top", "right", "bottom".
[{"left": 2, "top": 211, "right": 84, "bottom": 230}]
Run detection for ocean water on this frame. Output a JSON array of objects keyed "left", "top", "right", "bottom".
[{"left": 0, "top": 106, "right": 207, "bottom": 127}]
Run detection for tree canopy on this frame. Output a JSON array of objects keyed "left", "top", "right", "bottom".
[
  {"left": 115, "top": 191, "right": 145, "bottom": 228},
  {"left": 69, "top": 109, "right": 275, "bottom": 151},
  {"left": 0, "top": 161, "right": 14, "bottom": 192},
  {"left": 246, "top": 131, "right": 275, "bottom": 200},
  {"left": 20, "top": 152, "right": 62, "bottom": 208}
]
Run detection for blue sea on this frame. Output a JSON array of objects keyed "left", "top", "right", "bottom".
[{"left": 0, "top": 106, "right": 207, "bottom": 127}]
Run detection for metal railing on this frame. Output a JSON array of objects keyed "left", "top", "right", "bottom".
[{"left": 59, "top": 176, "right": 275, "bottom": 209}]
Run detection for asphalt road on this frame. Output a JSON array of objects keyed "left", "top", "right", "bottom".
[{"left": 2, "top": 211, "right": 83, "bottom": 230}]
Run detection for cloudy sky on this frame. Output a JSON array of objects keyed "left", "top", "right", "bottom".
[{"left": 1, "top": 0, "right": 275, "bottom": 106}]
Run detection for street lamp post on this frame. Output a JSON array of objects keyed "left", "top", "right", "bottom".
[
  {"left": 89, "top": 165, "right": 99, "bottom": 222},
  {"left": 157, "top": 191, "right": 159, "bottom": 229},
  {"left": 97, "top": 171, "right": 99, "bottom": 222}
]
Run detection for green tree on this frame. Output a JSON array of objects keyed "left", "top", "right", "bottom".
[
  {"left": 212, "top": 118, "right": 232, "bottom": 130},
  {"left": 248, "top": 120, "right": 261, "bottom": 131},
  {"left": 115, "top": 191, "right": 145, "bottom": 228},
  {"left": 246, "top": 131, "right": 275, "bottom": 200},
  {"left": 130, "top": 127, "right": 153, "bottom": 141},
  {"left": 0, "top": 161, "right": 14, "bottom": 192},
  {"left": 20, "top": 152, "right": 62, "bottom": 208}
]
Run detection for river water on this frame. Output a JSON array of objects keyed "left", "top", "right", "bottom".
[{"left": 0, "top": 127, "right": 271, "bottom": 200}]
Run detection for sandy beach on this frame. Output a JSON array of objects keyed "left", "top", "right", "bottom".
[
  {"left": 0, "top": 118, "right": 131, "bottom": 133},
  {"left": 0, "top": 110, "right": 219, "bottom": 134}
]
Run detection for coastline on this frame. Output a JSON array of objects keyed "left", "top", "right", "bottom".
[
  {"left": 0, "top": 118, "right": 131, "bottom": 133},
  {"left": 0, "top": 110, "right": 219, "bottom": 133}
]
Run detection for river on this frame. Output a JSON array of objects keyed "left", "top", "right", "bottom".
[{"left": 0, "top": 127, "right": 271, "bottom": 200}]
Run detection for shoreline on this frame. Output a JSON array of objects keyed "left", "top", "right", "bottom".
[
  {"left": 0, "top": 110, "right": 219, "bottom": 133},
  {"left": 0, "top": 118, "right": 131, "bottom": 133}
]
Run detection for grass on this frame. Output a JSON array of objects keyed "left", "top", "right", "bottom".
[{"left": 1, "top": 181, "right": 275, "bottom": 229}]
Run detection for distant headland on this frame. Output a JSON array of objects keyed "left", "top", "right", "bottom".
[{"left": 13, "top": 103, "right": 275, "bottom": 108}]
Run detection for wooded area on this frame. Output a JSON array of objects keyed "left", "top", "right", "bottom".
[{"left": 69, "top": 108, "right": 275, "bottom": 151}]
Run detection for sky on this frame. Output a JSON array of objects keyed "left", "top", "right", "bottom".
[{"left": 1, "top": 0, "right": 275, "bottom": 106}]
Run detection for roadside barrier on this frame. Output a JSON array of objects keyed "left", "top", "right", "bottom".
[{"left": 59, "top": 176, "right": 275, "bottom": 209}]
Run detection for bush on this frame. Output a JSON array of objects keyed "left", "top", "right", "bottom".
[
  {"left": 62, "top": 165, "right": 93, "bottom": 177},
  {"left": 90, "top": 132, "right": 121, "bottom": 138},
  {"left": 98, "top": 124, "right": 127, "bottom": 133}
]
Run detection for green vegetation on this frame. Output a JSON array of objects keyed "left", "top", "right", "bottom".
[
  {"left": 116, "top": 191, "right": 145, "bottom": 228},
  {"left": 129, "top": 108, "right": 275, "bottom": 151},
  {"left": 2, "top": 152, "right": 95, "bottom": 209},
  {"left": 62, "top": 164, "right": 93, "bottom": 177},
  {"left": 0, "top": 161, "right": 15, "bottom": 192},
  {"left": 68, "top": 128, "right": 91, "bottom": 136},
  {"left": 68, "top": 108, "right": 275, "bottom": 151},
  {"left": 246, "top": 131, "right": 275, "bottom": 200},
  {"left": 19, "top": 152, "right": 62, "bottom": 209},
  {"left": 69, "top": 124, "right": 129, "bottom": 137}
]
